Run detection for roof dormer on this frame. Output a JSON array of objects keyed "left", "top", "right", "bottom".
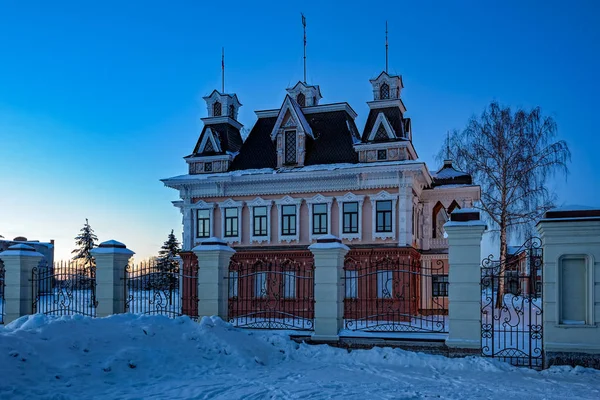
[
  {"left": 286, "top": 81, "right": 322, "bottom": 107},
  {"left": 370, "top": 71, "right": 403, "bottom": 102},
  {"left": 202, "top": 90, "right": 242, "bottom": 120}
]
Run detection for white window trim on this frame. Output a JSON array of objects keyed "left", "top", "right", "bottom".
[
  {"left": 218, "top": 199, "right": 244, "bottom": 244},
  {"left": 370, "top": 191, "right": 398, "bottom": 241},
  {"left": 247, "top": 197, "right": 272, "bottom": 244},
  {"left": 191, "top": 200, "right": 215, "bottom": 244},
  {"left": 198, "top": 127, "right": 222, "bottom": 153},
  {"left": 335, "top": 192, "right": 365, "bottom": 242},
  {"left": 306, "top": 194, "right": 334, "bottom": 241},
  {"left": 274, "top": 196, "right": 303, "bottom": 243},
  {"left": 367, "top": 112, "right": 395, "bottom": 141},
  {"left": 283, "top": 130, "right": 298, "bottom": 165}
]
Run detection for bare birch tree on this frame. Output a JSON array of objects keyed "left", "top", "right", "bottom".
[{"left": 438, "top": 102, "right": 570, "bottom": 307}]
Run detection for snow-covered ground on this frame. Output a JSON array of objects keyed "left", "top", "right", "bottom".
[{"left": 1, "top": 315, "right": 599, "bottom": 400}]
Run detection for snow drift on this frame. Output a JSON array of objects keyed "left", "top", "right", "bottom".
[{"left": 0, "top": 314, "right": 598, "bottom": 399}]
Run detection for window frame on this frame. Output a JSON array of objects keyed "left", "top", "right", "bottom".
[
  {"left": 370, "top": 191, "right": 398, "bottom": 240},
  {"left": 223, "top": 207, "right": 239, "bottom": 238},
  {"left": 274, "top": 196, "right": 303, "bottom": 243},
  {"left": 283, "top": 271, "right": 296, "bottom": 299},
  {"left": 218, "top": 199, "right": 244, "bottom": 243},
  {"left": 281, "top": 205, "right": 297, "bottom": 236},
  {"left": 377, "top": 270, "right": 393, "bottom": 298},
  {"left": 345, "top": 270, "right": 358, "bottom": 299},
  {"left": 253, "top": 206, "right": 268, "bottom": 237},
  {"left": 196, "top": 209, "right": 211, "bottom": 239},
  {"left": 336, "top": 194, "right": 365, "bottom": 242},
  {"left": 342, "top": 202, "right": 359, "bottom": 234},
  {"left": 432, "top": 274, "right": 449, "bottom": 297},
  {"left": 284, "top": 130, "right": 297, "bottom": 165},
  {"left": 213, "top": 101, "right": 222, "bottom": 117},
  {"left": 376, "top": 200, "right": 393, "bottom": 233},
  {"left": 312, "top": 203, "right": 328, "bottom": 235}
]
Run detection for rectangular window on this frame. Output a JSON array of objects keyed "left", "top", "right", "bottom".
[
  {"left": 377, "top": 270, "right": 393, "bottom": 298},
  {"left": 345, "top": 270, "right": 358, "bottom": 299},
  {"left": 224, "top": 208, "right": 239, "bottom": 237},
  {"left": 283, "top": 272, "right": 296, "bottom": 299},
  {"left": 560, "top": 258, "right": 587, "bottom": 324},
  {"left": 377, "top": 149, "right": 387, "bottom": 160},
  {"left": 196, "top": 209, "right": 210, "bottom": 238},
  {"left": 253, "top": 206, "right": 268, "bottom": 236},
  {"left": 254, "top": 272, "right": 267, "bottom": 298},
  {"left": 204, "top": 162, "right": 212, "bottom": 172},
  {"left": 281, "top": 205, "right": 296, "bottom": 236},
  {"left": 312, "top": 204, "right": 328, "bottom": 235},
  {"left": 342, "top": 202, "right": 359, "bottom": 234},
  {"left": 432, "top": 275, "right": 449, "bottom": 297},
  {"left": 228, "top": 271, "right": 238, "bottom": 298},
  {"left": 284, "top": 131, "right": 297, "bottom": 165},
  {"left": 376, "top": 200, "right": 393, "bottom": 232}
]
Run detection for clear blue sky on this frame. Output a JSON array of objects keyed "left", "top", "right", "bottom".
[{"left": 1, "top": 0, "right": 599, "bottom": 261}]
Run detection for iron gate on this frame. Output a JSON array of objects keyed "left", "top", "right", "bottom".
[
  {"left": 343, "top": 253, "right": 448, "bottom": 334},
  {"left": 481, "top": 237, "right": 543, "bottom": 368},
  {"left": 226, "top": 257, "right": 315, "bottom": 330},
  {"left": 125, "top": 259, "right": 199, "bottom": 320},
  {"left": 32, "top": 260, "right": 97, "bottom": 317}
]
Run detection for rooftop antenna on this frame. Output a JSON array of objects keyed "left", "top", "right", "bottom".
[
  {"left": 385, "top": 21, "right": 389, "bottom": 74},
  {"left": 302, "top": 13, "right": 307, "bottom": 83},
  {"left": 221, "top": 47, "right": 225, "bottom": 93}
]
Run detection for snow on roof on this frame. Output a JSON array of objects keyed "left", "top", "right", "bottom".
[{"left": 549, "top": 205, "right": 600, "bottom": 212}]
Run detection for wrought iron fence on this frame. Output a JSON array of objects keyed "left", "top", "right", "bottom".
[
  {"left": 481, "top": 237, "right": 543, "bottom": 369},
  {"left": 226, "top": 253, "right": 315, "bottom": 330},
  {"left": 0, "top": 259, "right": 5, "bottom": 324},
  {"left": 125, "top": 258, "right": 198, "bottom": 320},
  {"left": 343, "top": 251, "right": 448, "bottom": 334},
  {"left": 32, "top": 260, "right": 97, "bottom": 317}
]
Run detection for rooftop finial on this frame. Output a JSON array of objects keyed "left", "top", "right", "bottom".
[
  {"left": 385, "top": 21, "right": 389, "bottom": 74},
  {"left": 221, "top": 47, "right": 225, "bottom": 93},
  {"left": 446, "top": 131, "right": 450, "bottom": 160},
  {"left": 302, "top": 13, "right": 307, "bottom": 83}
]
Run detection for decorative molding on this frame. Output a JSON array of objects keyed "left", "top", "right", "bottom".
[
  {"left": 369, "top": 191, "right": 398, "bottom": 241},
  {"left": 217, "top": 199, "right": 244, "bottom": 244},
  {"left": 200, "top": 116, "right": 243, "bottom": 130},
  {"left": 247, "top": 197, "right": 273, "bottom": 244},
  {"left": 305, "top": 194, "right": 334, "bottom": 241},
  {"left": 367, "top": 112, "right": 396, "bottom": 141},
  {"left": 270, "top": 96, "right": 313, "bottom": 141},
  {"left": 274, "top": 196, "right": 303, "bottom": 243},
  {"left": 335, "top": 192, "right": 365, "bottom": 242}
]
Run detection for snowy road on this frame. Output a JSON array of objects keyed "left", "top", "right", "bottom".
[{"left": 1, "top": 314, "right": 599, "bottom": 399}]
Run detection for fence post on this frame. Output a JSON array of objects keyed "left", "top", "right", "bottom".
[
  {"left": 192, "top": 238, "right": 235, "bottom": 321},
  {"left": 444, "top": 209, "right": 486, "bottom": 355},
  {"left": 537, "top": 207, "right": 600, "bottom": 369},
  {"left": 91, "top": 240, "right": 134, "bottom": 318},
  {"left": 309, "top": 235, "right": 349, "bottom": 341},
  {"left": 0, "top": 244, "right": 44, "bottom": 324}
]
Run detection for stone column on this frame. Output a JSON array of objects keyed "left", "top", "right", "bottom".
[
  {"left": 398, "top": 182, "right": 413, "bottom": 246},
  {"left": 90, "top": 240, "right": 134, "bottom": 318},
  {"left": 444, "top": 209, "right": 487, "bottom": 354},
  {"left": 192, "top": 237, "right": 235, "bottom": 321},
  {"left": 309, "top": 235, "right": 349, "bottom": 341},
  {"left": 0, "top": 244, "right": 44, "bottom": 323},
  {"left": 538, "top": 207, "right": 600, "bottom": 369}
]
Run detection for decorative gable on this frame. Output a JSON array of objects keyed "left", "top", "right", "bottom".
[
  {"left": 270, "top": 96, "right": 314, "bottom": 168},
  {"left": 198, "top": 128, "right": 222, "bottom": 154},
  {"left": 367, "top": 112, "right": 395, "bottom": 142},
  {"left": 202, "top": 90, "right": 242, "bottom": 120}
]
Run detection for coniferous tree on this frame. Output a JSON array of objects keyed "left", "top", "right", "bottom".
[
  {"left": 154, "top": 230, "right": 181, "bottom": 291},
  {"left": 71, "top": 218, "right": 98, "bottom": 269}
]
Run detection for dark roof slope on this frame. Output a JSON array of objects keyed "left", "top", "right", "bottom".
[
  {"left": 229, "top": 117, "right": 277, "bottom": 170},
  {"left": 431, "top": 160, "right": 473, "bottom": 187},
  {"left": 190, "top": 123, "right": 243, "bottom": 156},
  {"left": 361, "top": 107, "right": 406, "bottom": 142},
  {"left": 229, "top": 109, "right": 359, "bottom": 171},
  {"left": 304, "top": 110, "right": 359, "bottom": 165}
]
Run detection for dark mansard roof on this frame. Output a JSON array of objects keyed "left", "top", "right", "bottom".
[
  {"left": 188, "top": 123, "right": 244, "bottom": 157},
  {"left": 229, "top": 108, "right": 360, "bottom": 171},
  {"left": 361, "top": 107, "right": 411, "bottom": 142}
]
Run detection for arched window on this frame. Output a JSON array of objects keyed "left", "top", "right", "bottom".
[
  {"left": 380, "top": 83, "right": 390, "bottom": 100},
  {"left": 229, "top": 104, "right": 235, "bottom": 118},
  {"left": 297, "top": 93, "right": 306, "bottom": 107},
  {"left": 213, "top": 101, "right": 222, "bottom": 117},
  {"left": 432, "top": 202, "right": 449, "bottom": 239}
]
